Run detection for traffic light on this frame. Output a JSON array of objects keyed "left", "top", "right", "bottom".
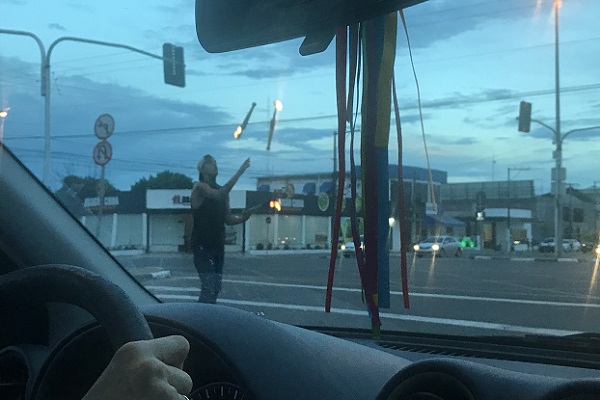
[
  {"left": 518, "top": 101, "right": 532, "bottom": 133},
  {"left": 163, "top": 43, "right": 185, "bottom": 88}
]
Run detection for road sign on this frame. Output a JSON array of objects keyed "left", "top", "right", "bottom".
[
  {"left": 93, "top": 141, "right": 113, "bottom": 166},
  {"left": 94, "top": 114, "right": 115, "bottom": 139}
]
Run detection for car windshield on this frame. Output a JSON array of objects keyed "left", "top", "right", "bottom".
[{"left": 2, "top": 0, "right": 600, "bottom": 337}]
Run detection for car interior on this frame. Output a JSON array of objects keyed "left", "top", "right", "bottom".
[{"left": 2, "top": 0, "right": 600, "bottom": 400}]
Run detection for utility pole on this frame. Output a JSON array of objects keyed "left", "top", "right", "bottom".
[
  {"left": 594, "top": 181, "right": 600, "bottom": 241},
  {"left": 553, "top": 0, "right": 564, "bottom": 259}
]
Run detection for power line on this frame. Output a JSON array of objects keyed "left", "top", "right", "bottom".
[{"left": 5, "top": 81, "right": 599, "bottom": 141}]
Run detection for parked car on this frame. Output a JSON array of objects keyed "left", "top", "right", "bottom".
[
  {"left": 539, "top": 237, "right": 557, "bottom": 253},
  {"left": 562, "top": 239, "right": 581, "bottom": 252},
  {"left": 413, "top": 235, "right": 462, "bottom": 257},
  {"left": 341, "top": 235, "right": 364, "bottom": 258},
  {"left": 581, "top": 242, "right": 600, "bottom": 255},
  {"left": 540, "top": 238, "right": 582, "bottom": 253}
]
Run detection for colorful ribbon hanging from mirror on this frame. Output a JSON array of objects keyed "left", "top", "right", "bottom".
[
  {"left": 326, "top": 12, "right": 411, "bottom": 334},
  {"left": 325, "top": 28, "right": 347, "bottom": 312}
]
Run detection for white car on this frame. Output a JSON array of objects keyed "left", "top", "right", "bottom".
[
  {"left": 538, "top": 237, "right": 557, "bottom": 253},
  {"left": 413, "top": 235, "right": 463, "bottom": 257},
  {"left": 341, "top": 235, "right": 364, "bottom": 258},
  {"left": 539, "top": 238, "right": 581, "bottom": 253},
  {"left": 563, "top": 239, "right": 582, "bottom": 252}
]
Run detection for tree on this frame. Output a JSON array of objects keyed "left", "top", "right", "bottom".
[
  {"left": 131, "top": 170, "right": 193, "bottom": 193},
  {"left": 60, "top": 175, "right": 117, "bottom": 200}
]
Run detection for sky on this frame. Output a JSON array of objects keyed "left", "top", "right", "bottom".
[{"left": 1, "top": 0, "right": 599, "bottom": 194}]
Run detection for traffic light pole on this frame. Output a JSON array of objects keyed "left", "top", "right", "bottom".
[
  {"left": 526, "top": 119, "right": 600, "bottom": 258},
  {"left": 43, "top": 37, "right": 177, "bottom": 187},
  {"left": 0, "top": 30, "right": 184, "bottom": 187}
]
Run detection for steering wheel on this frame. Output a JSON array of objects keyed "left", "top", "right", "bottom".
[
  {"left": 0, "top": 264, "right": 154, "bottom": 400},
  {"left": 0, "top": 264, "right": 153, "bottom": 350}
]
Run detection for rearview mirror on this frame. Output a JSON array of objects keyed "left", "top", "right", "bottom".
[{"left": 195, "top": 0, "right": 427, "bottom": 56}]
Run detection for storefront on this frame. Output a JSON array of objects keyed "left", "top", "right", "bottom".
[{"left": 81, "top": 189, "right": 361, "bottom": 254}]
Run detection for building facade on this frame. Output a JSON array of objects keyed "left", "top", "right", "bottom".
[{"left": 441, "top": 180, "right": 536, "bottom": 250}]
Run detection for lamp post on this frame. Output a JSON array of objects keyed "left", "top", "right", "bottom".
[
  {"left": 594, "top": 181, "right": 600, "bottom": 241},
  {"left": 506, "top": 167, "right": 530, "bottom": 253},
  {"left": 518, "top": 1, "right": 599, "bottom": 257},
  {"left": 0, "top": 30, "right": 184, "bottom": 187},
  {"left": 553, "top": 0, "right": 563, "bottom": 259}
]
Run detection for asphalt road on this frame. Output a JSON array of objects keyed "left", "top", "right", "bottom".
[{"left": 117, "top": 252, "right": 600, "bottom": 337}]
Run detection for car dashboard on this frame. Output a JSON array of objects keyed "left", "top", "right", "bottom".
[{"left": 2, "top": 302, "right": 600, "bottom": 400}]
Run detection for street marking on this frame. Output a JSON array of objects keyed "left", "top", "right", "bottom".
[
  {"left": 154, "top": 294, "right": 580, "bottom": 336},
  {"left": 146, "top": 281, "right": 600, "bottom": 309}
]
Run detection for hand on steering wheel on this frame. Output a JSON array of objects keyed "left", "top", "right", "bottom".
[
  {"left": 0, "top": 265, "right": 193, "bottom": 400},
  {"left": 82, "top": 335, "right": 193, "bottom": 400}
]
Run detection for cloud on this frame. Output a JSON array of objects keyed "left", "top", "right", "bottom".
[
  {"left": 155, "top": 1, "right": 193, "bottom": 15},
  {"left": 401, "top": 0, "right": 543, "bottom": 49},
  {"left": 1, "top": 56, "right": 233, "bottom": 189},
  {"left": 65, "top": 2, "right": 93, "bottom": 12},
  {"left": 48, "top": 23, "right": 66, "bottom": 31},
  {"left": 186, "top": 68, "right": 207, "bottom": 77}
]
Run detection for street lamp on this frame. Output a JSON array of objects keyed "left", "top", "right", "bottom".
[{"left": 506, "top": 167, "right": 530, "bottom": 253}]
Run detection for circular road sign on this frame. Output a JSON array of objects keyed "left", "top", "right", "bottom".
[
  {"left": 318, "top": 193, "right": 330, "bottom": 212},
  {"left": 94, "top": 114, "right": 115, "bottom": 140},
  {"left": 93, "top": 141, "right": 113, "bottom": 166}
]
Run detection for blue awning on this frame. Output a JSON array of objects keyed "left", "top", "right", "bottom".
[
  {"left": 423, "top": 214, "right": 465, "bottom": 227},
  {"left": 319, "top": 181, "right": 334, "bottom": 193},
  {"left": 257, "top": 184, "right": 270, "bottom": 192},
  {"left": 303, "top": 182, "right": 316, "bottom": 194}
]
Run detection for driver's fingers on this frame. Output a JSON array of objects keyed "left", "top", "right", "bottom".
[
  {"left": 164, "top": 364, "right": 194, "bottom": 395},
  {"left": 150, "top": 335, "right": 190, "bottom": 368}
]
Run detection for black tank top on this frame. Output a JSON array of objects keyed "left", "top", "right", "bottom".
[{"left": 191, "top": 183, "right": 226, "bottom": 253}]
